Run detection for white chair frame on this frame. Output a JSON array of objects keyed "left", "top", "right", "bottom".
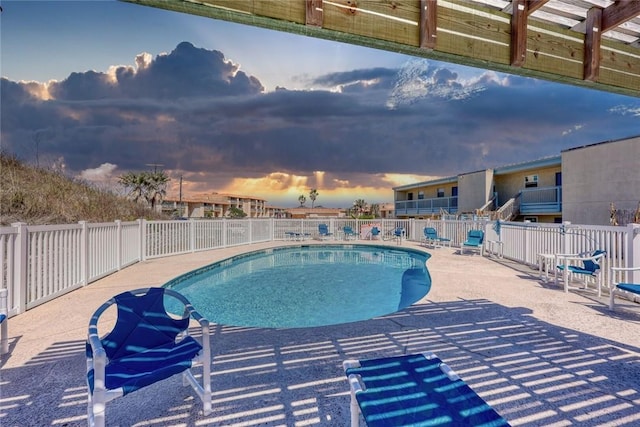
[
  {"left": 609, "top": 266, "right": 640, "bottom": 312},
  {"left": 86, "top": 288, "right": 212, "bottom": 427},
  {"left": 554, "top": 251, "right": 606, "bottom": 297}
]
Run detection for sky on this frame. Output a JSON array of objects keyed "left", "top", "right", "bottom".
[{"left": 2, "top": 1, "right": 639, "bottom": 209}]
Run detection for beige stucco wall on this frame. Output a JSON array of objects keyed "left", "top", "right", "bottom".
[
  {"left": 458, "top": 169, "right": 493, "bottom": 213},
  {"left": 562, "top": 136, "right": 640, "bottom": 225}
]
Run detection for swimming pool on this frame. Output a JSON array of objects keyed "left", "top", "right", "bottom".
[{"left": 165, "top": 245, "right": 431, "bottom": 328}]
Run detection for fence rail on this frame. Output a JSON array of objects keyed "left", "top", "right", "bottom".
[{"left": 1, "top": 218, "right": 638, "bottom": 317}]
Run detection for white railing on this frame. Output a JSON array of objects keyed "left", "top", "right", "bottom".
[{"left": 1, "top": 218, "right": 638, "bottom": 317}]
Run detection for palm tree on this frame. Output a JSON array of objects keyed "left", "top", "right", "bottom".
[
  {"left": 309, "top": 189, "right": 319, "bottom": 208},
  {"left": 298, "top": 195, "right": 307, "bottom": 207},
  {"left": 145, "top": 171, "right": 170, "bottom": 210},
  {"left": 353, "top": 199, "right": 368, "bottom": 217},
  {"left": 118, "top": 171, "right": 147, "bottom": 204},
  {"left": 118, "top": 170, "right": 170, "bottom": 210},
  {"left": 369, "top": 203, "right": 380, "bottom": 218}
]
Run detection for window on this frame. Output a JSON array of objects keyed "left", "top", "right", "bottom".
[
  {"left": 555, "top": 172, "right": 562, "bottom": 186},
  {"left": 407, "top": 192, "right": 413, "bottom": 201},
  {"left": 451, "top": 187, "right": 458, "bottom": 197},
  {"left": 437, "top": 188, "right": 445, "bottom": 198},
  {"left": 418, "top": 191, "right": 424, "bottom": 200},
  {"left": 525, "top": 175, "right": 538, "bottom": 188},
  {"left": 524, "top": 216, "right": 538, "bottom": 222}
]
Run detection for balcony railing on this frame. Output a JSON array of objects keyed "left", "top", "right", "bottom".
[
  {"left": 395, "top": 196, "right": 458, "bottom": 216},
  {"left": 520, "top": 186, "right": 562, "bottom": 214}
]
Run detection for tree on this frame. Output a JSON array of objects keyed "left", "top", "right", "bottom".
[
  {"left": 145, "top": 171, "right": 170, "bottom": 210},
  {"left": 118, "top": 170, "right": 170, "bottom": 210},
  {"left": 227, "top": 206, "right": 247, "bottom": 218},
  {"left": 298, "top": 194, "right": 307, "bottom": 207},
  {"left": 369, "top": 203, "right": 380, "bottom": 218},
  {"left": 309, "top": 188, "right": 319, "bottom": 208},
  {"left": 353, "top": 199, "right": 368, "bottom": 217}
]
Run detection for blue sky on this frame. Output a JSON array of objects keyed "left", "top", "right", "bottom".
[{"left": 2, "top": 0, "right": 639, "bottom": 208}]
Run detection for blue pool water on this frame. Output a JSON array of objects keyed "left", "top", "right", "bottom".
[{"left": 165, "top": 245, "right": 431, "bottom": 328}]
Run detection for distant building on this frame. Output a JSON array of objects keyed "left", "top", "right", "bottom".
[
  {"left": 162, "top": 193, "right": 281, "bottom": 218},
  {"left": 286, "top": 207, "right": 346, "bottom": 219},
  {"left": 393, "top": 135, "right": 640, "bottom": 225}
]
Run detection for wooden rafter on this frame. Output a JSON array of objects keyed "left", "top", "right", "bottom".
[
  {"left": 510, "top": 0, "right": 549, "bottom": 67},
  {"left": 601, "top": 0, "right": 640, "bottom": 33},
  {"left": 420, "top": 0, "right": 437, "bottom": 50},
  {"left": 584, "top": 1, "right": 640, "bottom": 82},
  {"left": 584, "top": 6, "right": 602, "bottom": 81}
]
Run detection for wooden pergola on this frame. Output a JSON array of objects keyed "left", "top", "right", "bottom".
[{"left": 124, "top": 0, "right": 640, "bottom": 97}]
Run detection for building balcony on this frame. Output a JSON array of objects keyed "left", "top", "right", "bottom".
[
  {"left": 395, "top": 196, "right": 458, "bottom": 216},
  {"left": 519, "top": 186, "right": 562, "bottom": 214}
]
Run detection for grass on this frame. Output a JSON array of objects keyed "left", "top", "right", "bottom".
[{"left": 0, "top": 152, "right": 169, "bottom": 226}]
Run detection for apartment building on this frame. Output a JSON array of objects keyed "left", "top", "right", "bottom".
[
  {"left": 394, "top": 135, "right": 639, "bottom": 225},
  {"left": 162, "top": 193, "right": 273, "bottom": 218}
]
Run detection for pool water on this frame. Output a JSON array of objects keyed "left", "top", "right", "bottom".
[{"left": 165, "top": 245, "right": 431, "bottom": 328}]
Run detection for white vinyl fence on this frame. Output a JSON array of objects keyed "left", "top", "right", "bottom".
[{"left": 1, "top": 218, "right": 638, "bottom": 317}]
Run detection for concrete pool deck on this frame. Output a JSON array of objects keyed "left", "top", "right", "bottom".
[{"left": 1, "top": 240, "right": 640, "bottom": 426}]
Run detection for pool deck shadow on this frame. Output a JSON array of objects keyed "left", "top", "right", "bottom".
[{"left": 2, "top": 240, "right": 640, "bottom": 426}]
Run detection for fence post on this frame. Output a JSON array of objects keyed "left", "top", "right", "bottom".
[
  {"left": 138, "top": 219, "right": 146, "bottom": 262},
  {"left": 190, "top": 219, "right": 195, "bottom": 252},
  {"left": 562, "top": 221, "right": 572, "bottom": 254},
  {"left": 522, "top": 220, "right": 531, "bottom": 265},
  {"left": 222, "top": 218, "right": 227, "bottom": 247},
  {"left": 79, "top": 221, "right": 89, "bottom": 286},
  {"left": 116, "top": 220, "right": 122, "bottom": 270},
  {"left": 11, "top": 222, "right": 28, "bottom": 315},
  {"left": 628, "top": 223, "right": 640, "bottom": 283}
]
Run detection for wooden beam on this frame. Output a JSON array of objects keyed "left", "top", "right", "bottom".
[
  {"left": 601, "top": 0, "right": 640, "bottom": 33},
  {"left": 306, "top": 0, "right": 324, "bottom": 27},
  {"left": 122, "top": 0, "right": 640, "bottom": 98},
  {"left": 584, "top": 6, "right": 602, "bottom": 82},
  {"left": 420, "top": 0, "right": 437, "bottom": 50},
  {"left": 510, "top": 0, "right": 549, "bottom": 67}
]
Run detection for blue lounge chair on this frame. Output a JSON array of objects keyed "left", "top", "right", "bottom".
[
  {"left": 343, "top": 225, "right": 358, "bottom": 240},
  {"left": 343, "top": 352, "right": 510, "bottom": 427},
  {"left": 555, "top": 250, "right": 606, "bottom": 296},
  {"left": 86, "top": 288, "right": 212, "bottom": 427},
  {"left": 462, "top": 229, "right": 484, "bottom": 255},
  {"left": 609, "top": 266, "right": 640, "bottom": 311},
  {"left": 0, "top": 288, "right": 8, "bottom": 354},
  {"left": 318, "top": 224, "right": 333, "bottom": 240},
  {"left": 423, "top": 227, "right": 451, "bottom": 248}
]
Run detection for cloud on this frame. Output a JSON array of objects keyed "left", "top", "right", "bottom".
[{"left": 2, "top": 42, "right": 639, "bottom": 207}]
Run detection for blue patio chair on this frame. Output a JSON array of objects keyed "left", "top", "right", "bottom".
[
  {"left": 555, "top": 250, "right": 606, "bottom": 296},
  {"left": 609, "top": 266, "right": 640, "bottom": 311},
  {"left": 0, "top": 288, "right": 8, "bottom": 354},
  {"left": 462, "top": 229, "right": 484, "bottom": 255},
  {"left": 318, "top": 224, "right": 333, "bottom": 240},
  {"left": 343, "top": 352, "right": 510, "bottom": 427},
  {"left": 393, "top": 227, "right": 405, "bottom": 244},
  {"left": 86, "top": 287, "right": 212, "bottom": 427},
  {"left": 370, "top": 226, "right": 380, "bottom": 240},
  {"left": 343, "top": 225, "right": 358, "bottom": 240},
  {"left": 423, "top": 227, "right": 451, "bottom": 248}
]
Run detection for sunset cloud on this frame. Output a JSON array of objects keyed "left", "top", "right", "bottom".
[{"left": 2, "top": 40, "right": 639, "bottom": 208}]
